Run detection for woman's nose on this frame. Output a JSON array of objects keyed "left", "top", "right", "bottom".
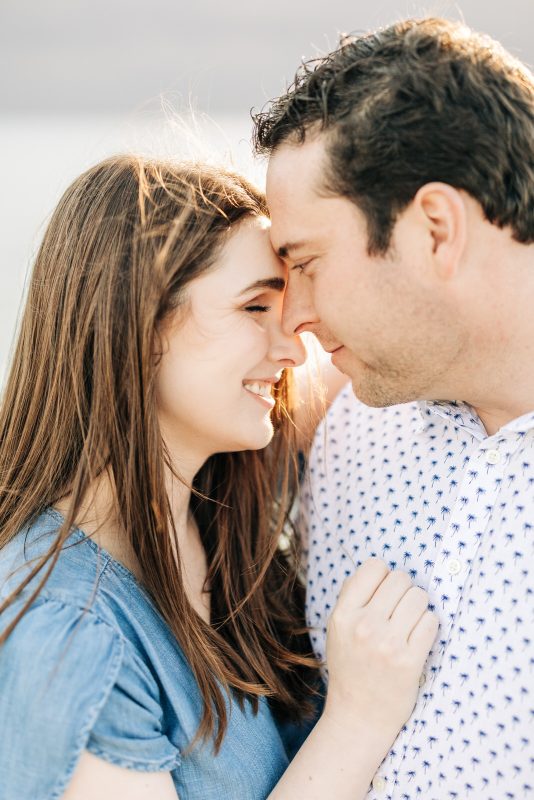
[{"left": 268, "top": 327, "right": 306, "bottom": 368}]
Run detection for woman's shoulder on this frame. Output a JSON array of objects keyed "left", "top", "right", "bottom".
[
  {"left": 0, "top": 510, "right": 131, "bottom": 718},
  {"left": 0, "top": 508, "right": 163, "bottom": 630},
  {"left": 0, "top": 508, "right": 188, "bottom": 714},
  {"left": 0, "top": 508, "right": 120, "bottom": 623}
]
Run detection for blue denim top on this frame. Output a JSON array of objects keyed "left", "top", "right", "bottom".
[{"left": 0, "top": 509, "right": 314, "bottom": 800}]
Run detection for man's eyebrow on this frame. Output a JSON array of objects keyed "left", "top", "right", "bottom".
[
  {"left": 238, "top": 277, "right": 286, "bottom": 296},
  {"left": 277, "top": 241, "right": 308, "bottom": 259}
]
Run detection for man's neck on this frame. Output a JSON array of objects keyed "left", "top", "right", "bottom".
[
  {"left": 471, "top": 403, "right": 534, "bottom": 437},
  {"left": 461, "top": 352, "right": 534, "bottom": 436}
]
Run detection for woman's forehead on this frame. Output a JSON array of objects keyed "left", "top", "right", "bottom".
[{"left": 194, "top": 218, "right": 284, "bottom": 296}]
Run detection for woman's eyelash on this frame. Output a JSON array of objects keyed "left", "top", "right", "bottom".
[
  {"left": 292, "top": 262, "right": 309, "bottom": 274},
  {"left": 245, "top": 304, "right": 271, "bottom": 313}
]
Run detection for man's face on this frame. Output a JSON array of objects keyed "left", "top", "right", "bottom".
[{"left": 266, "top": 134, "right": 465, "bottom": 407}]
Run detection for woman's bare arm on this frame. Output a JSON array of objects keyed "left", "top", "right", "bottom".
[{"left": 61, "top": 751, "right": 179, "bottom": 800}]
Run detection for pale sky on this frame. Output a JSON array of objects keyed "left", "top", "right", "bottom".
[
  {"left": 0, "top": 0, "right": 533, "bottom": 381},
  {"left": 1, "top": 0, "right": 533, "bottom": 115}
]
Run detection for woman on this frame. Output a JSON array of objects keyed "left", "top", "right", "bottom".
[{"left": 0, "top": 155, "right": 438, "bottom": 800}]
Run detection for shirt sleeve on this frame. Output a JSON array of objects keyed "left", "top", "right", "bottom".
[{"left": 0, "top": 596, "right": 181, "bottom": 800}]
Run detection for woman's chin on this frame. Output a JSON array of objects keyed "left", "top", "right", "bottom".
[{"left": 228, "top": 421, "right": 275, "bottom": 453}]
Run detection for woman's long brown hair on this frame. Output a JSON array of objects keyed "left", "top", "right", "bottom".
[{"left": 0, "top": 155, "right": 318, "bottom": 750}]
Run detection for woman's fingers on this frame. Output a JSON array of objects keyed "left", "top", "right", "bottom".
[
  {"left": 335, "top": 558, "right": 390, "bottom": 610},
  {"left": 364, "top": 568, "right": 413, "bottom": 619},
  {"left": 333, "top": 558, "right": 439, "bottom": 656},
  {"left": 388, "top": 585, "right": 431, "bottom": 638},
  {"left": 408, "top": 610, "right": 440, "bottom": 661}
]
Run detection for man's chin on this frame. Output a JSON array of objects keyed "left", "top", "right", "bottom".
[
  {"left": 332, "top": 351, "right": 412, "bottom": 407},
  {"left": 349, "top": 373, "right": 417, "bottom": 409}
]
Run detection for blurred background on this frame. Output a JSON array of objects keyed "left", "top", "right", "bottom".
[{"left": 1, "top": 0, "right": 533, "bottom": 380}]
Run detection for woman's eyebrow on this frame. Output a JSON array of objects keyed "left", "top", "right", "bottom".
[{"left": 238, "top": 277, "right": 286, "bottom": 296}]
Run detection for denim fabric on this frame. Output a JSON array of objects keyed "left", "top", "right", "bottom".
[{"left": 0, "top": 509, "right": 313, "bottom": 800}]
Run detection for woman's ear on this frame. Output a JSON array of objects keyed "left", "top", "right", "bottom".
[{"left": 413, "top": 182, "right": 467, "bottom": 281}]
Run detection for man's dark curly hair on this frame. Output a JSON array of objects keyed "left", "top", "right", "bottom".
[{"left": 253, "top": 18, "right": 534, "bottom": 254}]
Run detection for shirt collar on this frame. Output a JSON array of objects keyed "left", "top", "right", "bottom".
[{"left": 416, "top": 400, "right": 534, "bottom": 439}]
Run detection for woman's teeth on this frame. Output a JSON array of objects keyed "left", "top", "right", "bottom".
[{"left": 243, "top": 381, "right": 272, "bottom": 399}]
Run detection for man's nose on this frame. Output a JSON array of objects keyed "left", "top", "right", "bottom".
[{"left": 281, "top": 275, "right": 318, "bottom": 337}]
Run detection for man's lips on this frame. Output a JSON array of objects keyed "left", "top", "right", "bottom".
[{"left": 330, "top": 345, "right": 346, "bottom": 369}]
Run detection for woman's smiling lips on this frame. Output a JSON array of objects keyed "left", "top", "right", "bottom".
[{"left": 242, "top": 378, "right": 279, "bottom": 408}]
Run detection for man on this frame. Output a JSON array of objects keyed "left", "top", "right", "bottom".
[{"left": 253, "top": 17, "right": 534, "bottom": 800}]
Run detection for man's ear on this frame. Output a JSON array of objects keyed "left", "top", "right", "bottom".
[{"left": 413, "top": 182, "right": 467, "bottom": 280}]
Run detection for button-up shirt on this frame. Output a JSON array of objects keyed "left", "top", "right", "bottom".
[{"left": 301, "top": 387, "right": 534, "bottom": 799}]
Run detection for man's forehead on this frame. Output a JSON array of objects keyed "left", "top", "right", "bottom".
[{"left": 266, "top": 135, "right": 328, "bottom": 195}]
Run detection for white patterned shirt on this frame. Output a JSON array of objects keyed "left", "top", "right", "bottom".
[{"left": 301, "top": 386, "right": 533, "bottom": 800}]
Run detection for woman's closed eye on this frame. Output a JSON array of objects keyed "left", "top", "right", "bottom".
[{"left": 244, "top": 302, "right": 272, "bottom": 313}]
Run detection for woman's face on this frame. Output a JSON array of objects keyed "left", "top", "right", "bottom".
[{"left": 156, "top": 215, "right": 306, "bottom": 467}]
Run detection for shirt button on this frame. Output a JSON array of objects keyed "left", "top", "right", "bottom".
[
  {"left": 419, "top": 671, "right": 427, "bottom": 687},
  {"left": 372, "top": 775, "right": 386, "bottom": 793},
  {"left": 485, "top": 448, "right": 501, "bottom": 465},
  {"left": 447, "top": 557, "right": 462, "bottom": 576}
]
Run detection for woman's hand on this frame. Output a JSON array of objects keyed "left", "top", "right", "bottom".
[
  {"left": 269, "top": 557, "right": 438, "bottom": 800},
  {"left": 323, "top": 557, "right": 439, "bottom": 740}
]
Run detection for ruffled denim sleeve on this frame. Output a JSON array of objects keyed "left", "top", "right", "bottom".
[{"left": 0, "top": 596, "right": 181, "bottom": 800}]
